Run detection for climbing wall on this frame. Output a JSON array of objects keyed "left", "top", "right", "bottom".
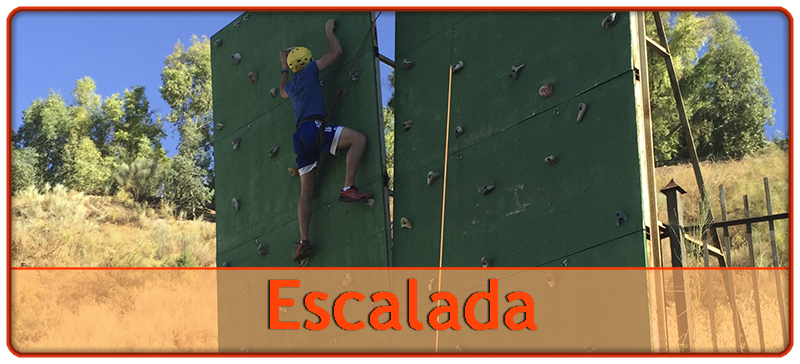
[
  {"left": 392, "top": 12, "right": 650, "bottom": 267},
  {"left": 211, "top": 12, "right": 390, "bottom": 268}
]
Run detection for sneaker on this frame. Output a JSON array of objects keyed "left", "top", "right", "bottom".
[
  {"left": 293, "top": 240, "right": 313, "bottom": 262},
  {"left": 338, "top": 185, "right": 371, "bottom": 203}
]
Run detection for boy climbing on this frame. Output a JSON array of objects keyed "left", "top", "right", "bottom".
[{"left": 279, "top": 19, "right": 371, "bottom": 264}]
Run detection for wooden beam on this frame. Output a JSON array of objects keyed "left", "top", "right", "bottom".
[{"left": 645, "top": 36, "right": 670, "bottom": 58}]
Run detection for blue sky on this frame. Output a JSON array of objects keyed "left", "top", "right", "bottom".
[{"left": 7, "top": 10, "right": 789, "bottom": 157}]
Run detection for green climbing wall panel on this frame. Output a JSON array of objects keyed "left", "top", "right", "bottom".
[
  {"left": 392, "top": 12, "right": 649, "bottom": 267},
  {"left": 211, "top": 12, "right": 390, "bottom": 268}
]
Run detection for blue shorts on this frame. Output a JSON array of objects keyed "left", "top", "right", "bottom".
[{"left": 292, "top": 120, "right": 343, "bottom": 175}]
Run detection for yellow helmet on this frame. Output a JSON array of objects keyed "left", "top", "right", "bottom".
[{"left": 287, "top": 46, "right": 312, "bottom": 73}]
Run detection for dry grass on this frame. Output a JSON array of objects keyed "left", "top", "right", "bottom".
[
  {"left": 660, "top": 270, "right": 789, "bottom": 353},
  {"left": 654, "top": 144, "right": 790, "bottom": 267},
  {"left": 11, "top": 270, "right": 218, "bottom": 352},
  {"left": 10, "top": 185, "right": 217, "bottom": 267}
]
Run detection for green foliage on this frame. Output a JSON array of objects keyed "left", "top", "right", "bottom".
[
  {"left": 17, "top": 92, "right": 74, "bottom": 186},
  {"left": 62, "top": 133, "right": 113, "bottom": 194},
  {"left": 683, "top": 13, "right": 775, "bottom": 160},
  {"left": 646, "top": 12, "right": 774, "bottom": 165},
  {"left": 162, "top": 152, "right": 212, "bottom": 219},
  {"left": 383, "top": 107, "right": 395, "bottom": 190},
  {"left": 11, "top": 145, "right": 41, "bottom": 195},
  {"left": 113, "top": 159, "right": 166, "bottom": 202},
  {"left": 159, "top": 35, "right": 214, "bottom": 191}
]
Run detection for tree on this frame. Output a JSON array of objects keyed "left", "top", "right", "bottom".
[
  {"left": 683, "top": 13, "right": 775, "bottom": 160},
  {"left": 11, "top": 142, "right": 41, "bottom": 195},
  {"left": 159, "top": 35, "right": 214, "bottom": 191},
  {"left": 113, "top": 158, "right": 166, "bottom": 203},
  {"left": 646, "top": 12, "right": 713, "bottom": 164},
  {"left": 17, "top": 92, "right": 74, "bottom": 186},
  {"left": 62, "top": 132, "right": 112, "bottom": 194},
  {"left": 646, "top": 12, "right": 774, "bottom": 164}
]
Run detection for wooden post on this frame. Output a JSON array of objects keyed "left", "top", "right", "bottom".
[
  {"left": 661, "top": 180, "right": 693, "bottom": 352},
  {"left": 743, "top": 196, "right": 766, "bottom": 352},
  {"left": 764, "top": 177, "right": 788, "bottom": 346},
  {"left": 720, "top": 185, "right": 748, "bottom": 352},
  {"left": 700, "top": 200, "right": 718, "bottom": 351}
]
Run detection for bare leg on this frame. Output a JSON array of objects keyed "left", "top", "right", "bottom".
[
  {"left": 298, "top": 168, "right": 316, "bottom": 241},
  {"left": 335, "top": 127, "right": 367, "bottom": 188}
]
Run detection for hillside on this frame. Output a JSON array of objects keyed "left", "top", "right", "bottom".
[{"left": 10, "top": 144, "right": 789, "bottom": 268}]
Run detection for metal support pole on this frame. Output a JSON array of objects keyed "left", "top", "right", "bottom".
[
  {"left": 764, "top": 177, "right": 788, "bottom": 346},
  {"left": 661, "top": 180, "right": 693, "bottom": 352}
]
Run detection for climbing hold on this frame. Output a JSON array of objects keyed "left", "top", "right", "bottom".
[
  {"left": 427, "top": 278, "right": 435, "bottom": 292},
  {"left": 455, "top": 126, "right": 464, "bottom": 138},
  {"left": 615, "top": 211, "right": 628, "bottom": 226},
  {"left": 451, "top": 60, "right": 464, "bottom": 74},
  {"left": 332, "top": 339, "right": 337, "bottom": 345},
  {"left": 288, "top": 167, "right": 299, "bottom": 177},
  {"left": 539, "top": 83, "right": 553, "bottom": 98},
  {"left": 215, "top": 39, "right": 223, "bottom": 47},
  {"left": 400, "top": 217, "right": 413, "bottom": 229},
  {"left": 255, "top": 240, "right": 267, "bottom": 256},
  {"left": 242, "top": 285, "right": 249, "bottom": 293},
  {"left": 297, "top": 256, "right": 310, "bottom": 267},
  {"left": 216, "top": 123, "right": 224, "bottom": 130},
  {"left": 242, "top": 13, "right": 250, "bottom": 21},
  {"left": 553, "top": 108, "right": 560, "bottom": 115},
  {"left": 481, "top": 257, "right": 491, "bottom": 268},
  {"left": 602, "top": 13, "right": 619, "bottom": 29},
  {"left": 561, "top": 259, "right": 569, "bottom": 267},
  {"left": 455, "top": 345, "right": 463, "bottom": 353},
  {"left": 279, "top": 306, "right": 287, "bottom": 313},
  {"left": 509, "top": 64, "right": 525, "bottom": 80},
  {"left": 232, "top": 138, "right": 241, "bottom": 150},
  {"left": 248, "top": 71, "right": 258, "bottom": 83},
  {"left": 365, "top": 198, "right": 375, "bottom": 210},
  {"left": 269, "top": 146, "right": 279, "bottom": 157},
  {"left": 403, "top": 59, "right": 414, "bottom": 70},
  {"left": 234, "top": 20, "right": 240, "bottom": 27},
  {"left": 270, "top": 88, "right": 278, "bottom": 98},
  {"left": 222, "top": 261, "right": 230, "bottom": 267},
  {"left": 480, "top": 181, "right": 495, "bottom": 195},
  {"left": 232, "top": 198, "right": 240, "bottom": 211},
  {"left": 577, "top": 102, "right": 587, "bottom": 122},
  {"left": 349, "top": 68, "right": 361, "bottom": 81},
  {"left": 545, "top": 274, "right": 556, "bottom": 288},
  {"left": 247, "top": 124, "right": 251, "bottom": 130},
  {"left": 457, "top": 153, "right": 462, "bottom": 160},
  {"left": 333, "top": 20, "right": 339, "bottom": 31},
  {"left": 427, "top": 171, "right": 441, "bottom": 186},
  {"left": 403, "top": 120, "right": 413, "bottom": 131},
  {"left": 232, "top": 53, "right": 242, "bottom": 65},
  {"left": 545, "top": 155, "right": 558, "bottom": 166},
  {"left": 342, "top": 273, "right": 353, "bottom": 287}
]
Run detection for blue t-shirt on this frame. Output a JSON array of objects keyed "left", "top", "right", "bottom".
[{"left": 284, "top": 60, "right": 326, "bottom": 123}]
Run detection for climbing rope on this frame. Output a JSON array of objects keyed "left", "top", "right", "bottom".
[
  {"left": 434, "top": 12, "right": 457, "bottom": 355},
  {"left": 326, "top": 11, "right": 383, "bottom": 122}
]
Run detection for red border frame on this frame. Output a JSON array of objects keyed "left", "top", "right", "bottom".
[{"left": 5, "top": 5, "right": 794, "bottom": 358}]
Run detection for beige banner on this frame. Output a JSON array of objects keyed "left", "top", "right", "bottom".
[{"left": 9, "top": 269, "right": 790, "bottom": 354}]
